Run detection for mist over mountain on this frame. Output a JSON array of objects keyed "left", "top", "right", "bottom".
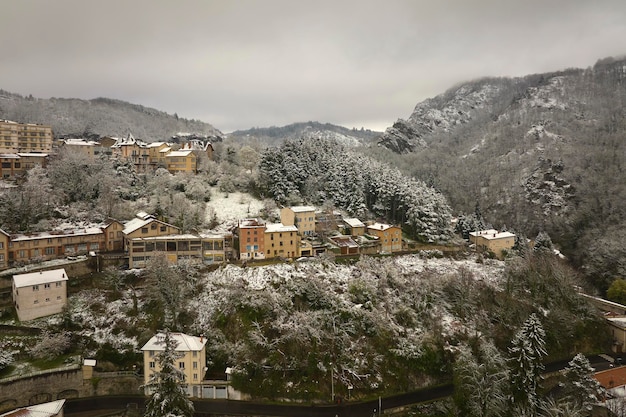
[
  {"left": 0, "top": 91, "right": 222, "bottom": 141},
  {"left": 372, "top": 55, "right": 626, "bottom": 289}
]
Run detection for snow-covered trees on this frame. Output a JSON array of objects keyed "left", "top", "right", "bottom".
[
  {"left": 258, "top": 138, "right": 454, "bottom": 242},
  {"left": 454, "top": 341, "right": 509, "bottom": 417},
  {"left": 508, "top": 313, "right": 547, "bottom": 413},
  {"left": 143, "top": 330, "right": 195, "bottom": 417},
  {"left": 560, "top": 353, "right": 604, "bottom": 412}
]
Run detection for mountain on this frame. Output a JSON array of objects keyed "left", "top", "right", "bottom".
[
  {"left": 0, "top": 91, "right": 222, "bottom": 141},
  {"left": 374, "top": 55, "right": 626, "bottom": 290},
  {"left": 229, "top": 121, "right": 381, "bottom": 147}
]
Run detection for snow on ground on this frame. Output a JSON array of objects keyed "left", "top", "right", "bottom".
[{"left": 205, "top": 189, "right": 266, "bottom": 231}]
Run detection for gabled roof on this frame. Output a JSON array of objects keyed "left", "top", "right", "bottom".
[
  {"left": 166, "top": 150, "right": 194, "bottom": 157},
  {"left": 123, "top": 216, "right": 179, "bottom": 235},
  {"left": 470, "top": 230, "right": 516, "bottom": 240},
  {"left": 141, "top": 332, "right": 207, "bottom": 352},
  {"left": 368, "top": 223, "right": 398, "bottom": 231},
  {"left": 595, "top": 366, "right": 626, "bottom": 389},
  {"left": 0, "top": 400, "right": 65, "bottom": 417},
  {"left": 13, "top": 269, "right": 68, "bottom": 288}
]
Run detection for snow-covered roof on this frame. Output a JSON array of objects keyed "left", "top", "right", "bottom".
[
  {"left": 13, "top": 268, "right": 68, "bottom": 288},
  {"left": 344, "top": 218, "right": 365, "bottom": 228},
  {"left": 11, "top": 227, "right": 104, "bottom": 242},
  {"left": 141, "top": 332, "right": 207, "bottom": 352},
  {"left": 159, "top": 147, "right": 172, "bottom": 153},
  {"left": 130, "top": 234, "right": 200, "bottom": 241},
  {"left": 607, "top": 317, "right": 626, "bottom": 330},
  {"left": 16, "top": 153, "right": 49, "bottom": 157},
  {"left": 146, "top": 142, "right": 168, "bottom": 148},
  {"left": 239, "top": 218, "right": 265, "bottom": 228},
  {"left": 330, "top": 235, "right": 359, "bottom": 248},
  {"left": 265, "top": 223, "right": 298, "bottom": 233},
  {"left": 368, "top": 223, "right": 396, "bottom": 231},
  {"left": 0, "top": 400, "right": 65, "bottom": 417},
  {"left": 166, "top": 150, "right": 194, "bottom": 157},
  {"left": 289, "top": 206, "right": 316, "bottom": 213},
  {"left": 83, "top": 358, "right": 97, "bottom": 366},
  {"left": 470, "top": 230, "right": 515, "bottom": 240},
  {"left": 63, "top": 139, "right": 97, "bottom": 146}
]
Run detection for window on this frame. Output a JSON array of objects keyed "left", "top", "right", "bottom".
[
  {"left": 179, "top": 362, "right": 185, "bottom": 369},
  {"left": 149, "top": 350, "right": 155, "bottom": 357},
  {"left": 45, "top": 298, "right": 50, "bottom": 302},
  {"left": 34, "top": 300, "right": 39, "bottom": 304},
  {"left": 44, "top": 283, "right": 50, "bottom": 289},
  {"left": 56, "top": 296, "right": 61, "bottom": 300},
  {"left": 0, "top": 242, "right": 3, "bottom": 249},
  {"left": 151, "top": 223, "right": 157, "bottom": 230},
  {"left": 46, "top": 247, "right": 55, "bottom": 255},
  {"left": 56, "top": 282, "right": 62, "bottom": 287},
  {"left": 193, "top": 362, "right": 198, "bottom": 369},
  {"left": 141, "top": 227, "right": 148, "bottom": 234},
  {"left": 149, "top": 361, "right": 155, "bottom": 369},
  {"left": 160, "top": 225, "right": 166, "bottom": 232},
  {"left": 192, "top": 351, "right": 198, "bottom": 357},
  {"left": 33, "top": 285, "right": 39, "bottom": 291},
  {"left": 193, "top": 373, "right": 198, "bottom": 380}
]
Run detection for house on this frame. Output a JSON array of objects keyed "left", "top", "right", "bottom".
[
  {"left": 264, "top": 223, "right": 300, "bottom": 259},
  {"left": 343, "top": 218, "right": 366, "bottom": 236},
  {"left": 103, "top": 220, "right": 125, "bottom": 252},
  {"left": 141, "top": 332, "right": 207, "bottom": 397},
  {"left": 469, "top": 229, "right": 516, "bottom": 259},
  {"left": 595, "top": 366, "right": 626, "bottom": 400},
  {"left": 61, "top": 139, "right": 98, "bottom": 158},
  {"left": 110, "top": 134, "right": 151, "bottom": 172},
  {"left": 0, "top": 399, "right": 65, "bottom": 417},
  {"left": 12, "top": 268, "right": 68, "bottom": 321},
  {"left": 181, "top": 139, "right": 214, "bottom": 161},
  {"left": 0, "top": 154, "right": 22, "bottom": 179},
  {"left": 0, "top": 120, "right": 53, "bottom": 154},
  {"left": 147, "top": 142, "right": 171, "bottom": 168},
  {"left": 165, "top": 149, "right": 197, "bottom": 174},
  {"left": 0, "top": 228, "right": 9, "bottom": 269},
  {"left": 280, "top": 206, "right": 316, "bottom": 236},
  {"left": 238, "top": 218, "right": 266, "bottom": 260},
  {"left": 122, "top": 213, "right": 181, "bottom": 252},
  {"left": 367, "top": 223, "right": 403, "bottom": 253}
]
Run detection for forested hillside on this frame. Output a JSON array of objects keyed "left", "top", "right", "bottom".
[
  {"left": 0, "top": 91, "right": 221, "bottom": 140},
  {"left": 370, "top": 56, "right": 626, "bottom": 290},
  {"left": 258, "top": 138, "right": 453, "bottom": 243}
]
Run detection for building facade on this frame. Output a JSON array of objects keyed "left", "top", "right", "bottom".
[
  {"left": 13, "top": 268, "right": 68, "bottom": 321},
  {"left": 141, "top": 332, "right": 207, "bottom": 396},
  {"left": 469, "top": 229, "right": 516, "bottom": 259},
  {"left": 264, "top": 223, "right": 300, "bottom": 259},
  {"left": 238, "top": 219, "right": 266, "bottom": 260},
  {"left": 0, "top": 120, "right": 53, "bottom": 154},
  {"left": 367, "top": 223, "right": 403, "bottom": 253},
  {"left": 280, "top": 206, "right": 316, "bottom": 236}
]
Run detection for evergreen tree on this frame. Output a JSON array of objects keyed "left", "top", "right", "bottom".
[
  {"left": 560, "top": 353, "right": 605, "bottom": 412},
  {"left": 143, "top": 331, "right": 194, "bottom": 417},
  {"left": 508, "top": 313, "right": 547, "bottom": 414}
]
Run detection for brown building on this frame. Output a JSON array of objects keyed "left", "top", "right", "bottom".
[
  {"left": 122, "top": 212, "right": 181, "bottom": 251},
  {"left": 238, "top": 218, "right": 266, "bottom": 260},
  {"left": 0, "top": 229, "right": 9, "bottom": 269}
]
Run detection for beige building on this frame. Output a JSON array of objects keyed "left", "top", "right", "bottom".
[
  {"left": 0, "top": 120, "right": 53, "bottom": 154},
  {"left": 13, "top": 268, "right": 68, "bottom": 321},
  {"left": 280, "top": 206, "right": 316, "bottom": 237},
  {"left": 165, "top": 149, "right": 197, "bottom": 174},
  {"left": 141, "top": 332, "right": 207, "bottom": 397},
  {"left": 367, "top": 223, "right": 403, "bottom": 253},
  {"left": 128, "top": 233, "right": 230, "bottom": 268},
  {"left": 0, "top": 229, "right": 8, "bottom": 269},
  {"left": 264, "top": 223, "right": 300, "bottom": 259},
  {"left": 343, "top": 218, "right": 366, "bottom": 236},
  {"left": 122, "top": 213, "right": 181, "bottom": 251},
  {"left": 469, "top": 229, "right": 516, "bottom": 259}
]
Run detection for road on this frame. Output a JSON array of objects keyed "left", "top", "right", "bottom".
[{"left": 65, "top": 384, "right": 454, "bottom": 417}]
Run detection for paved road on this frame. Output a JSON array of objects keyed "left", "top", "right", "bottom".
[{"left": 65, "top": 384, "right": 453, "bottom": 417}]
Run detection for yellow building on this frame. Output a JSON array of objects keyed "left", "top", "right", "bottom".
[
  {"left": 367, "top": 223, "right": 403, "bottom": 253},
  {"left": 127, "top": 233, "right": 229, "bottom": 268},
  {"left": 0, "top": 229, "right": 9, "bottom": 270},
  {"left": 141, "top": 332, "right": 207, "bottom": 397},
  {"left": 469, "top": 229, "right": 515, "bottom": 259},
  {"left": 165, "top": 149, "right": 197, "bottom": 174},
  {"left": 147, "top": 142, "right": 171, "bottom": 168},
  {"left": 280, "top": 206, "right": 316, "bottom": 236},
  {"left": 122, "top": 213, "right": 181, "bottom": 251},
  {"left": 343, "top": 218, "right": 366, "bottom": 236},
  {"left": 0, "top": 120, "right": 53, "bottom": 154},
  {"left": 265, "top": 223, "right": 300, "bottom": 259},
  {"left": 12, "top": 268, "right": 68, "bottom": 321}
]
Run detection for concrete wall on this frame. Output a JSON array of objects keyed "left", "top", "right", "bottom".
[{"left": 0, "top": 368, "right": 142, "bottom": 413}]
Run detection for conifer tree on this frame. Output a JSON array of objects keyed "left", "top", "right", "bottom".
[
  {"left": 143, "top": 330, "right": 194, "bottom": 417},
  {"left": 561, "top": 353, "right": 605, "bottom": 412}
]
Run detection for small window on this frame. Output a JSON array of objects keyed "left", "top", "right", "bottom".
[
  {"left": 141, "top": 227, "right": 148, "bottom": 234},
  {"left": 149, "top": 362, "right": 155, "bottom": 369},
  {"left": 160, "top": 225, "right": 166, "bottom": 232},
  {"left": 179, "top": 362, "right": 185, "bottom": 369},
  {"left": 32, "top": 285, "right": 39, "bottom": 291},
  {"left": 44, "top": 283, "right": 51, "bottom": 289}
]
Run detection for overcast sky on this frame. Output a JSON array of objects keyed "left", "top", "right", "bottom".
[{"left": 2, "top": 1, "right": 625, "bottom": 133}]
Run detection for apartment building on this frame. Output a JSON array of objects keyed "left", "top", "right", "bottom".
[
  {"left": 127, "top": 233, "right": 230, "bottom": 268},
  {"left": 280, "top": 206, "right": 316, "bottom": 236},
  {"left": 165, "top": 149, "right": 197, "bottom": 174},
  {"left": 367, "top": 223, "right": 403, "bottom": 253},
  {"left": 9, "top": 227, "right": 106, "bottom": 264},
  {"left": 238, "top": 218, "right": 266, "bottom": 260},
  {"left": 0, "top": 120, "right": 53, "bottom": 153},
  {"left": 141, "top": 332, "right": 207, "bottom": 396},
  {"left": 264, "top": 223, "right": 300, "bottom": 259},
  {"left": 122, "top": 212, "right": 181, "bottom": 251},
  {"left": 12, "top": 268, "right": 68, "bottom": 321}
]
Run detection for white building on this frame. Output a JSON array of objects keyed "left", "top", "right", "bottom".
[{"left": 12, "top": 268, "right": 68, "bottom": 321}]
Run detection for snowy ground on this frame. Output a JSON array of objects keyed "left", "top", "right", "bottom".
[{"left": 205, "top": 189, "right": 266, "bottom": 231}]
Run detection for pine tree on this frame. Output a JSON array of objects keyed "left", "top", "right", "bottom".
[
  {"left": 508, "top": 313, "right": 547, "bottom": 414},
  {"left": 561, "top": 353, "right": 605, "bottom": 412},
  {"left": 143, "top": 331, "right": 195, "bottom": 417}
]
